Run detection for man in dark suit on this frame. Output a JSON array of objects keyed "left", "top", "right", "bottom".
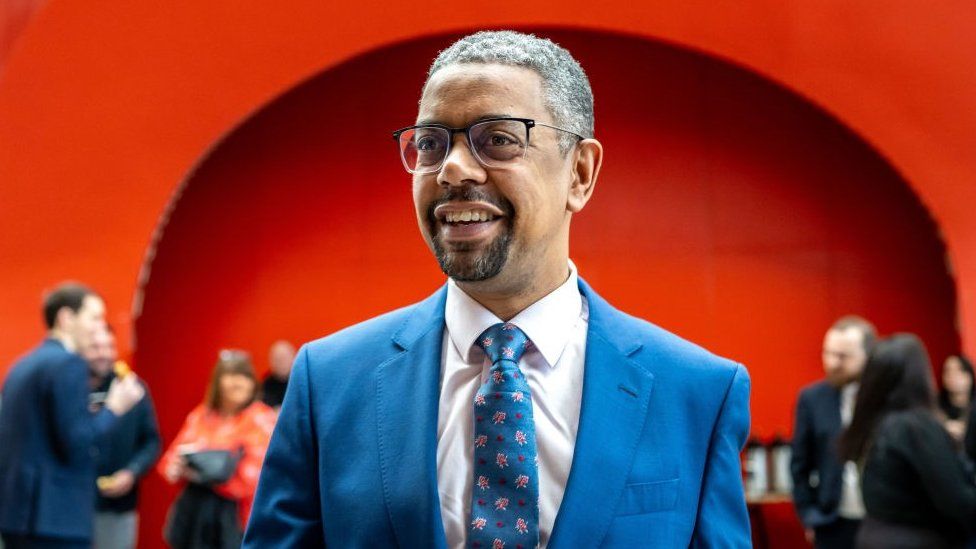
[
  {"left": 85, "top": 326, "right": 160, "bottom": 549},
  {"left": 0, "top": 283, "right": 144, "bottom": 548},
  {"left": 260, "top": 340, "right": 295, "bottom": 409},
  {"left": 791, "top": 316, "right": 877, "bottom": 548},
  {"left": 245, "top": 30, "right": 752, "bottom": 548}
]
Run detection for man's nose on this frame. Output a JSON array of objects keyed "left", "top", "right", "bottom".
[{"left": 437, "top": 135, "right": 487, "bottom": 187}]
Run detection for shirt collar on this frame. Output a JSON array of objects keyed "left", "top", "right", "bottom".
[{"left": 445, "top": 261, "right": 583, "bottom": 369}]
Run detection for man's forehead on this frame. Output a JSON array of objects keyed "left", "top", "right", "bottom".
[
  {"left": 418, "top": 63, "right": 545, "bottom": 123},
  {"left": 825, "top": 327, "right": 864, "bottom": 349},
  {"left": 80, "top": 295, "right": 105, "bottom": 313}
]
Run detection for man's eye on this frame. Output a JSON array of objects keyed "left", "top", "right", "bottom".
[
  {"left": 416, "top": 136, "right": 443, "bottom": 151},
  {"left": 492, "top": 135, "right": 515, "bottom": 146},
  {"left": 483, "top": 132, "right": 520, "bottom": 147}
]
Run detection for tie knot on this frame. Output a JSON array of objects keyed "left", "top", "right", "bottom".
[{"left": 476, "top": 322, "right": 529, "bottom": 365}]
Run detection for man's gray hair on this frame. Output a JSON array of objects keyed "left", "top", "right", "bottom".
[{"left": 426, "top": 30, "right": 594, "bottom": 151}]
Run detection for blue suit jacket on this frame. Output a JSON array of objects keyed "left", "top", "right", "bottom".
[
  {"left": 244, "top": 280, "right": 751, "bottom": 547},
  {"left": 790, "top": 380, "right": 845, "bottom": 529},
  {"left": 0, "top": 339, "right": 117, "bottom": 541}
]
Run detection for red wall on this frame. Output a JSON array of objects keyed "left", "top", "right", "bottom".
[{"left": 133, "top": 30, "right": 956, "bottom": 546}]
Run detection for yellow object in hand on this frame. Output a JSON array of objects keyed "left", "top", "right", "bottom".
[
  {"left": 114, "top": 360, "right": 132, "bottom": 379},
  {"left": 96, "top": 475, "right": 115, "bottom": 490}
]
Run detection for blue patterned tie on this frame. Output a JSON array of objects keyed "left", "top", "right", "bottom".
[{"left": 469, "top": 322, "right": 539, "bottom": 549}]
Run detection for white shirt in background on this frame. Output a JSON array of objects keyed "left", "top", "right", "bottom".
[{"left": 838, "top": 381, "right": 866, "bottom": 519}]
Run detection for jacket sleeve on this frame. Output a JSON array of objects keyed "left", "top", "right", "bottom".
[
  {"left": 48, "top": 355, "right": 115, "bottom": 463},
  {"left": 691, "top": 363, "right": 752, "bottom": 548},
  {"left": 125, "top": 389, "right": 162, "bottom": 477},
  {"left": 243, "top": 345, "right": 325, "bottom": 548},
  {"left": 790, "top": 388, "right": 818, "bottom": 527}
]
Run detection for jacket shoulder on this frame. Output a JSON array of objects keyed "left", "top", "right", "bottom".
[
  {"left": 5, "top": 341, "right": 83, "bottom": 384},
  {"left": 611, "top": 308, "right": 742, "bottom": 377},
  {"left": 302, "top": 296, "right": 437, "bottom": 371},
  {"left": 797, "top": 380, "right": 833, "bottom": 401}
]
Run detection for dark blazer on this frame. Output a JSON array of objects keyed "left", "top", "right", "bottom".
[
  {"left": 859, "top": 410, "right": 976, "bottom": 546},
  {"left": 791, "top": 380, "right": 845, "bottom": 528},
  {"left": 0, "top": 339, "right": 117, "bottom": 541},
  {"left": 92, "top": 375, "right": 161, "bottom": 512},
  {"left": 244, "top": 279, "right": 753, "bottom": 547}
]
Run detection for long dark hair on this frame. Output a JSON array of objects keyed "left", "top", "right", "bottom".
[
  {"left": 937, "top": 354, "right": 976, "bottom": 419},
  {"left": 839, "top": 334, "right": 936, "bottom": 462}
]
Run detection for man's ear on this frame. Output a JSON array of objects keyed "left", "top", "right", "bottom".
[
  {"left": 54, "top": 306, "right": 74, "bottom": 331},
  {"left": 567, "top": 138, "right": 603, "bottom": 213}
]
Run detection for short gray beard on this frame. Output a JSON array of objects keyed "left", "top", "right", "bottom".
[
  {"left": 425, "top": 187, "right": 514, "bottom": 282},
  {"left": 432, "top": 228, "right": 512, "bottom": 281}
]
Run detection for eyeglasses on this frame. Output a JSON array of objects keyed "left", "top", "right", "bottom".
[{"left": 392, "top": 117, "right": 583, "bottom": 175}]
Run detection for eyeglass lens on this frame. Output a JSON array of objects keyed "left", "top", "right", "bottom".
[{"left": 397, "top": 119, "right": 529, "bottom": 174}]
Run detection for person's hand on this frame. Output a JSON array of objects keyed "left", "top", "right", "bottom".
[
  {"left": 104, "top": 375, "right": 145, "bottom": 416},
  {"left": 805, "top": 528, "right": 815, "bottom": 545},
  {"left": 945, "top": 419, "right": 966, "bottom": 441},
  {"left": 99, "top": 469, "right": 136, "bottom": 498},
  {"left": 164, "top": 457, "right": 189, "bottom": 484}
]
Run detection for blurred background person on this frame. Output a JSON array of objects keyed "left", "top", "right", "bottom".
[
  {"left": 260, "top": 340, "right": 295, "bottom": 409},
  {"left": 158, "top": 350, "right": 275, "bottom": 549},
  {"left": 791, "top": 315, "right": 877, "bottom": 548},
  {"left": 85, "top": 326, "right": 161, "bottom": 549},
  {"left": 938, "top": 354, "right": 975, "bottom": 442},
  {"left": 840, "top": 334, "right": 976, "bottom": 548},
  {"left": 0, "top": 282, "right": 144, "bottom": 549}
]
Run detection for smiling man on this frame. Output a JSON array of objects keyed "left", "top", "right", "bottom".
[{"left": 244, "top": 31, "right": 751, "bottom": 548}]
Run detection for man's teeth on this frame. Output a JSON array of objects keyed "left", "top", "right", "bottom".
[{"left": 445, "top": 210, "right": 496, "bottom": 223}]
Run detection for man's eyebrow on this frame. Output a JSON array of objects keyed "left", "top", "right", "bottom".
[{"left": 415, "top": 113, "right": 514, "bottom": 126}]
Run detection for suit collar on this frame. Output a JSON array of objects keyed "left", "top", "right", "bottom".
[
  {"left": 391, "top": 286, "right": 448, "bottom": 350},
  {"left": 444, "top": 264, "right": 584, "bottom": 368}
]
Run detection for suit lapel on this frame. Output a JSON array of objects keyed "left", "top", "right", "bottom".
[
  {"left": 375, "top": 287, "right": 448, "bottom": 549},
  {"left": 548, "top": 280, "right": 655, "bottom": 548},
  {"left": 824, "top": 385, "right": 842, "bottom": 435}
]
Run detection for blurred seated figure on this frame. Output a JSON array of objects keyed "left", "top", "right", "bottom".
[
  {"left": 260, "top": 340, "right": 295, "bottom": 409},
  {"left": 158, "top": 350, "right": 275, "bottom": 549},
  {"left": 937, "top": 354, "right": 975, "bottom": 442},
  {"left": 840, "top": 334, "right": 976, "bottom": 549}
]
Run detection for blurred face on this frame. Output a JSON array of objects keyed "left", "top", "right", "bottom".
[
  {"left": 59, "top": 295, "right": 107, "bottom": 353},
  {"left": 822, "top": 327, "right": 868, "bottom": 387},
  {"left": 218, "top": 372, "right": 256, "bottom": 412},
  {"left": 943, "top": 356, "right": 972, "bottom": 397},
  {"left": 269, "top": 342, "right": 296, "bottom": 379},
  {"left": 413, "top": 64, "right": 581, "bottom": 290},
  {"left": 83, "top": 327, "right": 117, "bottom": 378}
]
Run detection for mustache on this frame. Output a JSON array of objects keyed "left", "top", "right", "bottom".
[{"left": 426, "top": 187, "right": 515, "bottom": 222}]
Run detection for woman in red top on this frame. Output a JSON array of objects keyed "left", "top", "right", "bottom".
[{"left": 159, "top": 350, "right": 276, "bottom": 548}]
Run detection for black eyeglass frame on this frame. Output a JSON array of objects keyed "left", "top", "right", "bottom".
[{"left": 391, "top": 117, "right": 584, "bottom": 175}]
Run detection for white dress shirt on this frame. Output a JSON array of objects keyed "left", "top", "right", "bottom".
[
  {"left": 437, "top": 262, "right": 589, "bottom": 548},
  {"left": 837, "top": 382, "right": 866, "bottom": 519}
]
